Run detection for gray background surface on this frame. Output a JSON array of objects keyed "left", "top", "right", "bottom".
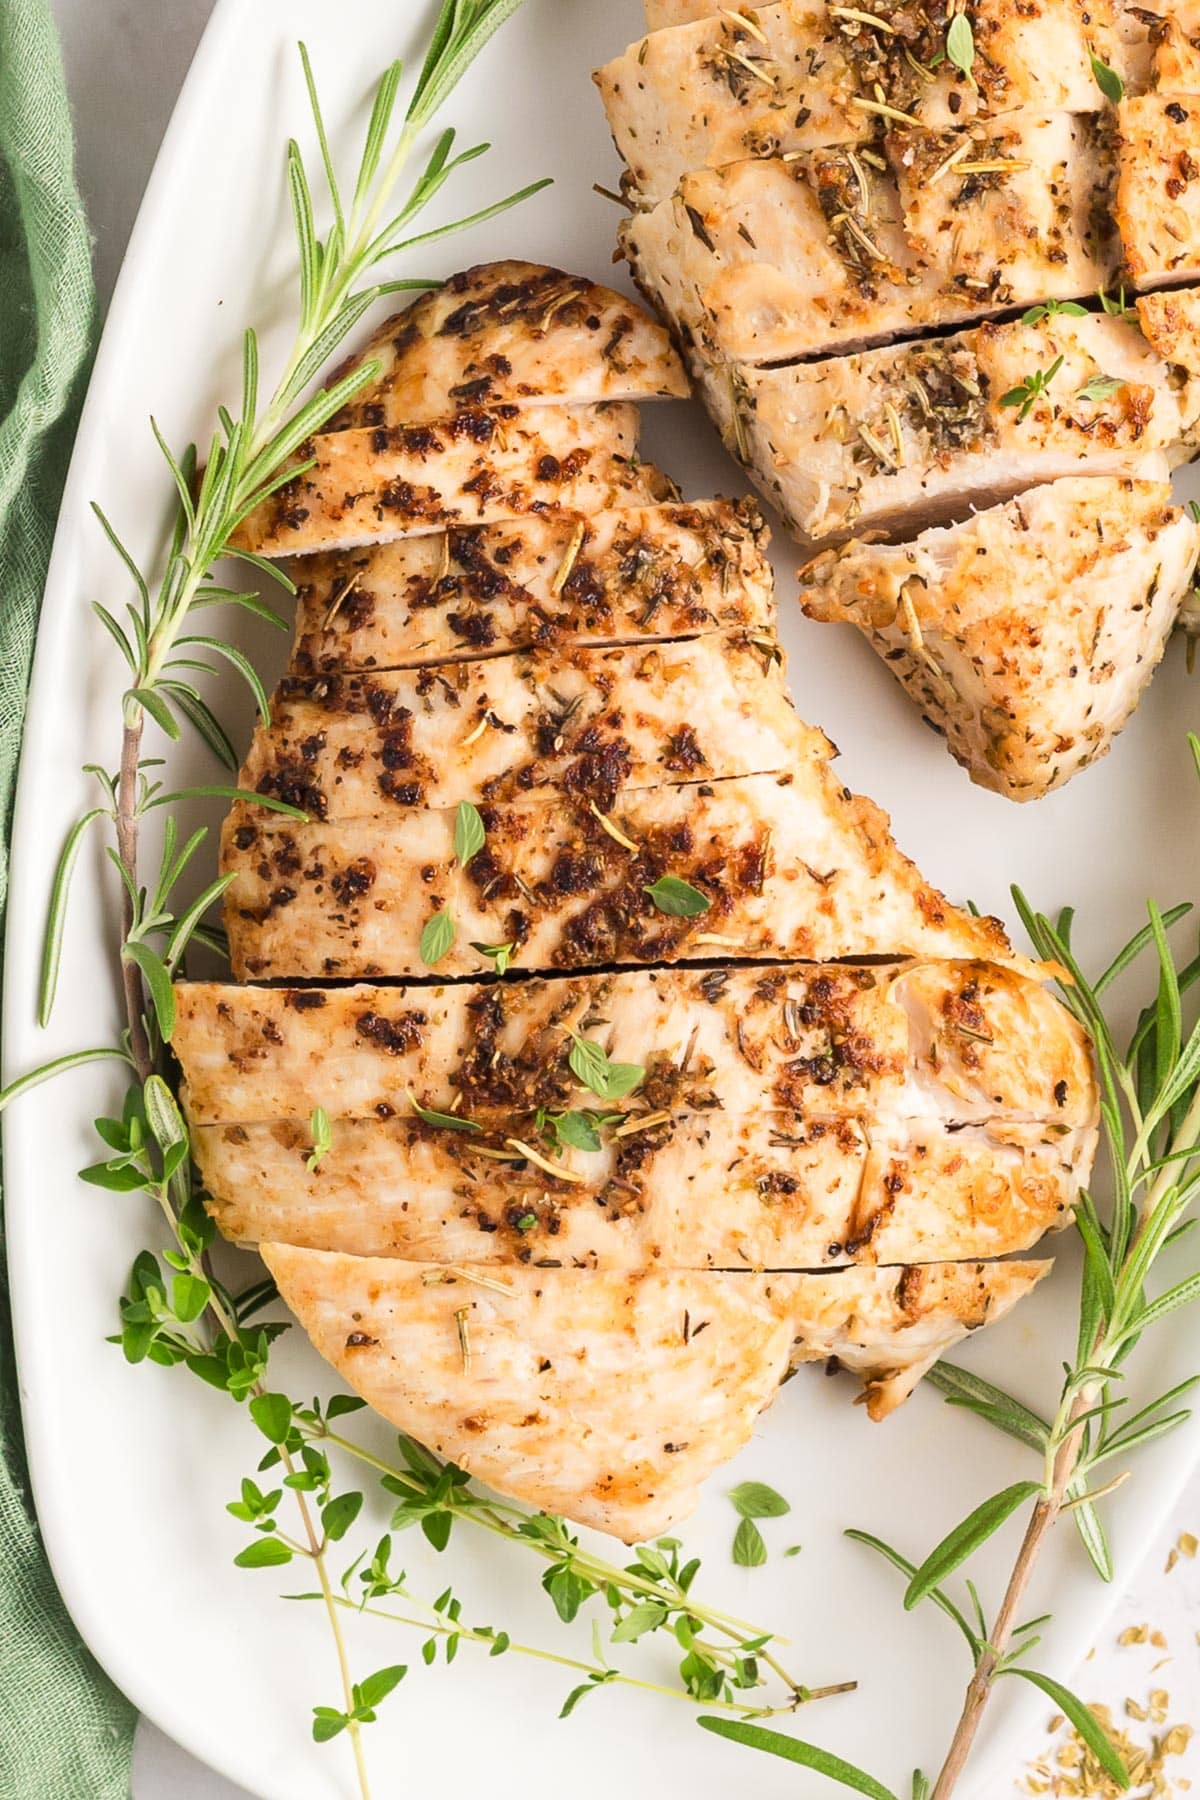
[{"left": 46, "top": 3, "right": 1200, "bottom": 1795}]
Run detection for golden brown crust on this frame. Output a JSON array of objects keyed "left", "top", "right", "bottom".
[{"left": 262, "top": 1247, "right": 1050, "bottom": 1537}]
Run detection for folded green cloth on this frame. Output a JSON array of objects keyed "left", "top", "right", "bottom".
[{"left": 1, "top": 1, "right": 136, "bottom": 1794}]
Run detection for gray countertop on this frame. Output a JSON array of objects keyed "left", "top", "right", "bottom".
[{"left": 46, "top": 2, "right": 1200, "bottom": 1795}]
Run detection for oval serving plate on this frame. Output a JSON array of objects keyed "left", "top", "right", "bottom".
[{"left": 6, "top": 3, "right": 1200, "bottom": 1796}]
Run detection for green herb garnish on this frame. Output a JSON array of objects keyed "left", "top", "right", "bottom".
[
  {"left": 419, "top": 909, "right": 456, "bottom": 966},
  {"left": 945, "top": 13, "right": 975, "bottom": 77},
  {"left": 454, "top": 800, "right": 486, "bottom": 867},
  {"left": 999, "top": 355, "right": 1064, "bottom": 422},
  {"left": 567, "top": 1034, "right": 645, "bottom": 1101},
  {"left": 471, "top": 939, "right": 514, "bottom": 975},
  {"left": 406, "top": 1090, "right": 483, "bottom": 1135},
  {"left": 644, "top": 875, "right": 711, "bottom": 919},
  {"left": 1090, "top": 50, "right": 1125, "bottom": 103},
  {"left": 306, "top": 1105, "right": 333, "bottom": 1172}
]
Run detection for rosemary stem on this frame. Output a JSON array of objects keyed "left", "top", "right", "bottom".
[{"left": 115, "top": 719, "right": 152, "bottom": 1080}]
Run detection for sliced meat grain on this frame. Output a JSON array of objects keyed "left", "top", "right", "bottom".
[
  {"left": 230, "top": 401, "right": 646, "bottom": 557},
  {"left": 622, "top": 128, "right": 1117, "bottom": 366},
  {"left": 324, "top": 261, "right": 687, "bottom": 427},
  {"left": 196, "top": 1109, "right": 1086, "bottom": 1268},
  {"left": 1116, "top": 94, "right": 1200, "bottom": 288},
  {"left": 222, "top": 755, "right": 1016, "bottom": 981},
  {"left": 598, "top": 0, "right": 1127, "bottom": 205},
  {"left": 260, "top": 1247, "right": 1051, "bottom": 1536},
  {"left": 800, "top": 476, "right": 1199, "bottom": 798},
  {"left": 705, "top": 303, "right": 1195, "bottom": 544},
  {"left": 239, "top": 633, "right": 799, "bottom": 820},
  {"left": 172, "top": 960, "right": 1096, "bottom": 1132},
  {"left": 284, "top": 499, "right": 774, "bottom": 675}
]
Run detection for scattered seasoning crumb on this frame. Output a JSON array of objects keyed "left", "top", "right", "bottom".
[{"left": 454, "top": 1305, "right": 471, "bottom": 1372}]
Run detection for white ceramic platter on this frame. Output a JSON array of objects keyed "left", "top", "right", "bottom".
[{"left": 7, "top": 3, "right": 1200, "bottom": 1796}]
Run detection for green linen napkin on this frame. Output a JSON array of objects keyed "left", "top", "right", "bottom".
[{"left": 1, "top": 0, "right": 136, "bottom": 1793}]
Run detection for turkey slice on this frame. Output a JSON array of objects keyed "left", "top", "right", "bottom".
[
  {"left": 284, "top": 499, "right": 773, "bottom": 676},
  {"left": 222, "top": 759, "right": 1016, "bottom": 981},
  {"left": 800, "top": 477, "right": 1199, "bottom": 799},
  {"left": 260, "top": 1247, "right": 1051, "bottom": 1538},
  {"left": 323, "top": 261, "right": 687, "bottom": 427}
]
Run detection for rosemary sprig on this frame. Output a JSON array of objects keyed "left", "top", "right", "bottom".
[{"left": 36, "top": 18, "right": 548, "bottom": 1043}]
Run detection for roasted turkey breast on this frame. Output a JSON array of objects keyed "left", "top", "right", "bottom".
[
  {"left": 175, "top": 263, "right": 1098, "bottom": 1536},
  {"left": 598, "top": 4, "right": 1200, "bottom": 799}
]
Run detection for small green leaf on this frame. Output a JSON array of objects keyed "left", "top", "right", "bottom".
[
  {"left": 356, "top": 1664, "right": 406, "bottom": 1709},
  {"left": 123, "top": 940, "right": 176, "bottom": 1041},
  {"left": 733, "top": 1517, "right": 767, "bottom": 1567},
  {"left": 325, "top": 1394, "right": 367, "bottom": 1420},
  {"left": 1090, "top": 51, "right": 1124, "bottom": 103},
  {"left": 249, "top": 1393, "right": 294, "bottom": 1445},
  {"left": 697, "top": 1718, "right": 897, "bottom": 1800},
  {"left": 311, "top": 1707, "right": 349, "bottom": 1743},
  {"left": 406, "top": 1089, "right": 483, "bottom": 1134},
  {"left": 1076, "top": 374, "right": 1124, "bottom": 404},
  {"left": 729, "top": 1480, "right": 790, "bottom": 1519},
  {"left": 234, "top": 1537, "right": 293, "bottom": 1569},
  {"left": 945, "top": 12, "right": 975, "bottom": 76},
  {"left": 322, "top": 1491, "right": 364, "bottom": 1542},
  {"left": 171, "top": 1272, "right": 211, "bottom": 1324},
  {"left": 454, "top": 800, "right": 486, "bottom": 867},
  {"left": 644, "top": 876, "right": 711, "bottom": 919},
  {"left": 904, "top": 1481, "right": 1041, "bottom": 1609},
  {"left": 1001, "top": 1669, "right": 1129, "bottom": 1786},
  {"left": 568, "top": 1034, "right": 644, "bottom": 1101},
  {"left": 419, "top": 909, "right": 456, "bottom": 966},
  {"left": 610, "top": 1601, "right": 668, "bottom": 1643},
  {"left": 306, "top": 1105, "right": 333, "bottom": 1172},
  {"left": 470, "top": 940, "right": 514, "bottom": 976}
]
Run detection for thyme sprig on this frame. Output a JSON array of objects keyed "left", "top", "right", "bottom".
[{"left": 287, "top": 1411, "right": 843, "bottom": 1715}]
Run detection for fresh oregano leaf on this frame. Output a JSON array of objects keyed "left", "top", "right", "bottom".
[
  {"left": 729, "top": 1480, "right": 791, "bottom": 1519},
  {"left": 1076, "top": 374, "right": 1124, "bottom": 403},
  {"left": 471, "top": 939, "right": 514, "bottom": 975},
  {"left": 234, "top": 1537, "right": 294, "bottom": 1569},
  {"left": 1090, "top": 51, "right": 1124, "bottom": 102},
  {"left": 945, "top": 12, "right": 975, "bottom": 76},
  {"left": 732, "top": 1517, "right": 768, "bottom": 1568},
  {"left": 454, "top": 800, "right": 486, "bottom": 866},
  {"left": 644, "top": 875, "right": 711, "bottom": 919},
  {"left": 419, "top": 909, "right": 456, "bottom": 966},
  {"left": 567, "top": 1033, "right": 644, "bottom": 1101},
  {"left": 249, "top": 1392, "right": 294, "bottom": 1445}
]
